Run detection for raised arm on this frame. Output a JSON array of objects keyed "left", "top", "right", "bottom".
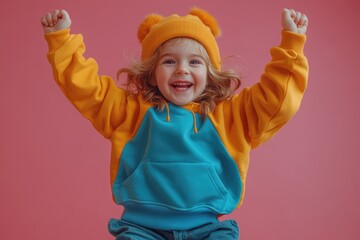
[
  {"left": 225, "top": 9, "right": 310, "bottom": 148},
  {"left": 41, "top": 10, "right": 129, "bottom": 139}
]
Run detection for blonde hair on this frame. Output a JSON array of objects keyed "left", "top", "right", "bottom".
[{"left": 117, "top": 38, "right": 241, "bottom": 115}]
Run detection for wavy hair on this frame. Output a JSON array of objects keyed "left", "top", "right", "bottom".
[{"left": 117, "top": 38, "right": 241, "bottom": 115}]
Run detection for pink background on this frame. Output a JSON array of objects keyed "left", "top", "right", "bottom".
[{"left": 1, "top": 0, "right": 359, "bottom": 239}]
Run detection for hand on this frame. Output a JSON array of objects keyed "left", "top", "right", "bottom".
[
  {"left": 282, "top": 8, "right": 308, "bottom": 34},
  {"left": 41, "top": 9, "right": 71, "bottom": 33}
]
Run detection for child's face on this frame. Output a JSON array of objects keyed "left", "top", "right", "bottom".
[{"left": 154, "top": 38, "right": 208, "bottom": 106}]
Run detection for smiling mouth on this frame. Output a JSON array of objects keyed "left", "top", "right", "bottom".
[{"left": 171, "top": 82, "right": 193, "bottom": 91}]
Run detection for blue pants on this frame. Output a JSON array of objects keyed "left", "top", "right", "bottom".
[{"left": 108, "top": 219, "right": 239, "bottom": 240}]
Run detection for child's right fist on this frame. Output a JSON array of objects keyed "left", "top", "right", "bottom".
[{"left": 41, "top": 9, "right": 71, "bottom": 33}]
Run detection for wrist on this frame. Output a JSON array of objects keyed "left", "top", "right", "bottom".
[
  {"left": 44, "top": 28, "right": 71, "bottom": 52},
  {"left": 279, "top": 31, "right": 307, "bottom": 54}
]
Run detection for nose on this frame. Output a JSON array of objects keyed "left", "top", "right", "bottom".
[{"left": 175, "top": 63, "right": 189, "bottom": 75}]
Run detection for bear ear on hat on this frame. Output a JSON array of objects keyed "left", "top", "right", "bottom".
[
  {"left": 189, "top": 7, "right": 221, "bottom": 37},
  {"left": 137, "top": 14, "right": 163, "bottom": 42}
]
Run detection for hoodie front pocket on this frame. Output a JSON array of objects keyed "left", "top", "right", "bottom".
[{"left": 120, "top": 161, "right": 229, "bottom": 212}]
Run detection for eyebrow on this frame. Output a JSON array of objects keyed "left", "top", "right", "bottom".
[{"left": 159, "top": 53, "right": 204, "bottom": 59}]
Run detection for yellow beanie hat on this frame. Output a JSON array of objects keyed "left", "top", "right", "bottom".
[{"left": 137, "top": 8, "right": 222, "bottom": 70}]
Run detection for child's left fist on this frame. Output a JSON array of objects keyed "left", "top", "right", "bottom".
[{"left": 282, "top": 8, "right": 308, "bottom": 34}]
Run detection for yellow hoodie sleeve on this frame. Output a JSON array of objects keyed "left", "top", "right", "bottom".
[
  {"left": 212, "top": 31, "right": 309, "bottom": 152},
  {"left": 44, "top": 29, "right": 127, "bottom": 139},
  {"left": 242, "top": 31, "right": 309, "bottom": 148}
]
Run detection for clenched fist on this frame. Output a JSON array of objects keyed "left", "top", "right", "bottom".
[
  {"left": 282, "top": 8, "right": 308, "bottom": 34},
  {"left": 40, "top": 9, "right": 71, "bottom": 33}
]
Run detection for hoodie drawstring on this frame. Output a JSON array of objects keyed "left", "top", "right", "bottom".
[
  {"left": 191, "top": 111, "right": 198, "bottom": 133},
  {"left": 190, "top": 104, "right": 198, "bottom": 134},
  {"left": 164, "top": 102, "right": 171, "bottom": 122},
  {"left": 163, "top": 102, "right": 198, "bottom": 134}
]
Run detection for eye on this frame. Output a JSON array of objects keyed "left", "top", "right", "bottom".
[
  {"left": 161, "top": 59, "right": 175, "bottom": 64},
  {"left": 190, "top": 58, "right": 204, "bottom": 65}
]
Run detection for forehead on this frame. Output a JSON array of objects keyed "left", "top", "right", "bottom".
[{"left": 159, "top": 38, "right": 208, "bottom": 56}]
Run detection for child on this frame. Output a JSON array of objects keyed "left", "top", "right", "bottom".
[{"left": 41, "top": 7, "right": 309, "bottom": 240}]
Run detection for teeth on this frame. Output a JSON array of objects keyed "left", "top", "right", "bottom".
[
  {"left": 172, "top": 83, "right": 192, "bottom": 90},
  {"left": 172, "top": 83, "right": 191, "bottom": 86},
  {"left": 171, "top": 82, "right": 192, "bottom": 91}
]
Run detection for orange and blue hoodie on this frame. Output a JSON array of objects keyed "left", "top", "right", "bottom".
[{"left": 45, "top": 29, "right": 308, "bottom": 230}]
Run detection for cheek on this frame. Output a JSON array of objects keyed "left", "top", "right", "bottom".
[
  {"left": 197, "top": 73, "right": 208, "bottom": 90},
  {"left": 155, "top": 68, "right": 171, "bottom": 86},
  {"left": 153, "top": 68, "right": 164, "bottom": 85},
  {"left": 153, "top": 69, "right": 162, "bottom": 87},
  {"left": 199, "top": 81, "right": 207, "bottom": 92}
]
